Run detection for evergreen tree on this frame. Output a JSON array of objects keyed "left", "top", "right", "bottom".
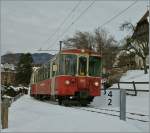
[{"left": 16, "top": 53, "right": 33, "bottom": 86}]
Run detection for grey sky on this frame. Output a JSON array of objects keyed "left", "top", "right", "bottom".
[{"left": 1, "top": 0, "right": 148, "bottom": 55}]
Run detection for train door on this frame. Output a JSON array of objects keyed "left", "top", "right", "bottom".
[
  {"left": 78, "top": 55, "right": 89, "bottom": 76},
  {"left": 50, "top": 59, "right": 58, "bottom": 97}
]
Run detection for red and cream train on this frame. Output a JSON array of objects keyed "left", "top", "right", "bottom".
[{"left": 30, "top": 49, "right": 102, "bottom": 105}]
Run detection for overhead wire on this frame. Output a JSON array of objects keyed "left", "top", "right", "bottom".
[
  {"left": 99, "top": 0, "right": 138, "bottom": 28},
  {"left": 47, "top": 0, "right": 138, "bottom": 50},
  {"left": 48, "top": 0, "right": 96, "bottom": 50},
  {"left": 38, "top": 0, "right": 82, "bottom": 51}
]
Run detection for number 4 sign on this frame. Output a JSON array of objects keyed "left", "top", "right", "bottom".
[
  {"left": 94, "top": 89, "right": 120, "bottom": 107},
  {"left": 106, "top": 91, "right": 113, "bottom": 105}
]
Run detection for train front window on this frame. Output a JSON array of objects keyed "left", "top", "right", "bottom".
[
  {"left": 59, "top": 54, "right": 77, "bottom": 75},
  {"left": 89, "top": 56, "right": 101, "bottom": 77},
  {"left": 78, "top": 56, "right": 87, "bottom": 76}
]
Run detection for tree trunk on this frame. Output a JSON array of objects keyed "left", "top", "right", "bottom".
[{"left": 142, "top": 57, "right": 148, "bottom": 74}]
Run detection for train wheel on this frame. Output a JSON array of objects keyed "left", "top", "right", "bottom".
[
  {"left": 58, "top": 99, "right": 62, "bottom": 105},
  {"left": 62, "top": 100, "right": 71, "bottom": 106},
  {"left": 80, "top": 99, "right": 88, "bottom": 106},
  {"left": 58, "top": 96, "right": 63, "bottom": 105}
]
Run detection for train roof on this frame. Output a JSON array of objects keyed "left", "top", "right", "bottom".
[{"left": 61, "top": 49, "right": 101, "bottom": 56}]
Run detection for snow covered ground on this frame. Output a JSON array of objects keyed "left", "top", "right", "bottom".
[
  {"left": 1, "top": 95, "right": 146, "bottom": 132},
  {"left": 91, "top": 91, "right": 149, "bottom": 132},
  {"left": 111, "top": 70, "right": 149, "bottom": 90},
  {"left": 1, "top": 70, "right": 149, "bottom": 132},
  {"left": 91, "top": 69, "right": 149, "bottom": 132}
]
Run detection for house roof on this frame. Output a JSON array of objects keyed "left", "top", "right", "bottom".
[
  {"left": 132, "top": 11, "right": 149, "bottom": 39},
  {"left": 137, "top": 10, "right": 149, "bottom": 24}
]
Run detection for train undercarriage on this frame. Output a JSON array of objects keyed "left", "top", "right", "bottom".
[{"left": 30, "top": 91, "right": 94, "bottom": 106}]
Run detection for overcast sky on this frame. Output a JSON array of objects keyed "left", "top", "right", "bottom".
[{"left": 1, "top": 0, "right": 148, "bottom": 55}]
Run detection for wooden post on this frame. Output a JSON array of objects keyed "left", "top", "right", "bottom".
[
  {"left": 132, "top": 81, "right": 137, "bottom": 96},
  {"left": 1, "top": 98, "right": 9, "bottom": 129},
  {"left": 117, "top": 82, "right": 120, "bottom": 89}
]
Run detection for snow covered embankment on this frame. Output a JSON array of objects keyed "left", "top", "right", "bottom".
[
  {"left": 111, "top": 70, "right": 149, "bottom": 90},
  {"left": 2, "top": 95, "right": 141, "bottom": 132}
]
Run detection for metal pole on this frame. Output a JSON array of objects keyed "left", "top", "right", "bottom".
[
  {"left": 120, "top": 89, "right": 126, "bottom": 121},
  {"left": 59, "top": 41, "right": 62, "bottom": 51}
]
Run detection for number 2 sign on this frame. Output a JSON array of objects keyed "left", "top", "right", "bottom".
[
  {"left": 105, "top": 90, "right": 112, "bottom": 105},
  {"left": 92, "top": 89, "right": 120, "bottom": 108}
]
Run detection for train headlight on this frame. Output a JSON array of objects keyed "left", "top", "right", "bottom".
[
  {"left": 81, "top": 49, "right": 85, "bottom": 53},
  {"left": 94, "top": 81, "right": 99, "bottom": 87},
  {"left": 65, "top": 80, "right": 70, "bottom": 85}
]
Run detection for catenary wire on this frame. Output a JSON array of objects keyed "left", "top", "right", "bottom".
[{"left": 47, "top": 0, "right": 138, "bottom": 50}]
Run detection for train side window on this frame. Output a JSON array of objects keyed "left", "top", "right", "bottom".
[
  {"left": 40, "top": 69, "right": 42, "bottom": 81},
  {"left": 38, "top": 71, "right": 40, "bottom": 81},
  {"left": 44, "top": 66, "right": 46, "bottom": 79},
  {"left": 39, "top": 70, "right": 40, "bottom": 81},
  {"left": 44, "top": 67, "right": 46, "bottom": 79},
  {"left": 39, "top": 73, "right": 40, "bottom": 81},
  {"left": 52, "top": 63, "right": 57, "bottom": 77},
  {"left": 48, "top": 63, "right": 50, "bottom": 78},
  {"left": 42, "top": 69, "right": 43, "bottom": 80},
  {"left": 36, "top": 72, "right": 39, "bottom": 82},
  {"left": 43, "top": 67, "right": 44, "bottom": 80},
  {"left": 41, "top": 68, "right": 43, "bottom": 80},
  {"left": 89, "top": 56, "right": 101, "bottom": 77},
  {"left": 45, "top": 67, "right": 48, "bottom": 79},
  {"left": 38, "top": 71, "right": 39, "bottom": 81},
  {"left": 43, "top": 67, "right": 45, "bottom": 80},
  {"left": 36, "top": 73, "right": 38, "bottom": 82},
  {"left": 59, "top": 55, "right": 65, "bottom": 75},
  {"left": 42, "top": 68, "right": 44, "bottom": 80},
  {"left": 35, "top": 73, "right": 37, "bottom": 83},
  {"left": 35, "top": 74, "right": 36, "bottom": 83},
  {"left": 36, "top": 73, "right": 37, "bottom": 82},
  {"left": 34, "top": 74, "right": 35, "bottom": 83}
]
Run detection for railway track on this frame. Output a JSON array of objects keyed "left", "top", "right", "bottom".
[
  {"left": 89, "top": 106, "right": 149, "bottom": 117},
  {"left": 33, "top": 98, "right": 149, "bottom": 123},
  {"left": 72, "top": 106, "right": 149, "bottom": 123}
]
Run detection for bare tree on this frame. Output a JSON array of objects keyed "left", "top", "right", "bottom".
[
  {"left": 63, "top": 28, "right": 119, "bottom": 69},
  {"left": 94, "top": 28, "right": 118, "bottom": 69},
  {"left": 63, "top": 31, "right": 94, "bottom": 50},
  {"left": 120, "top": 21, "right": 149, "bottom": 74}
]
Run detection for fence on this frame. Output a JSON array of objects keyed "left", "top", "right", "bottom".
[{"left": 117, "top": 81, "right": 149, "bottom": 96}]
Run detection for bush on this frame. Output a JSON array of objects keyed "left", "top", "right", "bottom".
[{"left": 108, "top": 68, "right": 124, "bottom": 85}]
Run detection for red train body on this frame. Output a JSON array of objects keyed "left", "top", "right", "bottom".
[{"left": 30, "top": 49, "right": 102, "bottom": 105}]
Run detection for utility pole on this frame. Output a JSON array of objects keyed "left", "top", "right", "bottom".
[
  {"left": 59, "top": 41, "right": 62, "bottom": 51},
  {"left": 37, "top": 41, "right": 63, "bottom": 52}
]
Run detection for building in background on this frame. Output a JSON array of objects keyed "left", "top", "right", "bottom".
[
  {"left": 132, "top": 10, "right": 149, "bottom": 69},
  {"left": 113, "top": 11, "right": 149, "bottom": 70},
  {"left": 1, "top": 63, "right": 16, "bottom": 86}
]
